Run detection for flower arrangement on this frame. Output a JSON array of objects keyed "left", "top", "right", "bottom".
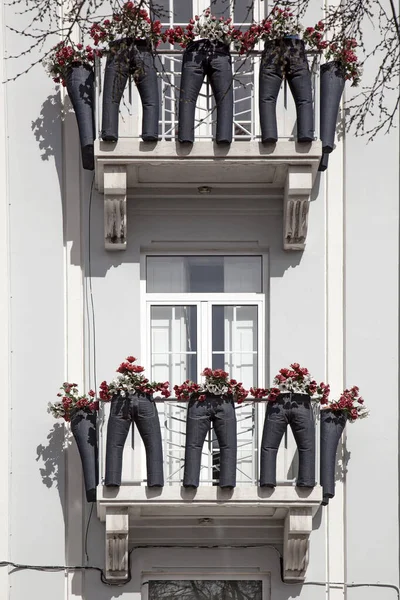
[
  {"left": 325, "top": 39, "right": 361, "bottom": 86},
  {"left": 48, "top": 382, "right": 99, "bottom": 421},
  {"left": 90, "top": 1, "right": 162, "bottom": 47},
  {"left": 174, "top": 368, "right": 249, "bottom": 403},
  {"left": 251, "top": 363, "right": 330, "bottom": 403},
  {"left": 99, "top": 356, "right": 171, "bottom": 401},
  {"left": 322, "top": 386, "right": 368, "bottom": 422},
  {"left": 239, "top": 6, "right": 303, "bottom": 53},
  {"left": 43, "top": 41, "right": 101, "bottom": 86},
  {"left": 163, "top": 9, "right": 237, "bottom": 48}
]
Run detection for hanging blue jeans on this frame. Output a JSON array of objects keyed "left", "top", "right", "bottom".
[
  {"left": 260, "top": 393, "right": 316, "bottom": 487},
  {"left": 105, "top": 392, "right": 164, "bottom": 487},
  {"left": 259, "top": 38, "right": 314, "bottom": 143},
  {"left": 101, "top": 38, "right": 159, "bottom": 142},
  {"left": 183, "top": 396, "right": 237, "bottom": 488},
  {"left": 178, "top": 39, "right": 233, "bottom": 144}
]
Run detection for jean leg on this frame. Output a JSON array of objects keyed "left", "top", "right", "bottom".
[
  {"left": 133, "top": 47, "right": 160, "bottom": 141},
  {"left": 290, "top": 398, "right": 316, "bottom": 487},
  {"left": 213, "top": 400, "right": 237, "bottom": 487},
  {"left": 287, "top": 62, "right": 314, "bottom": 142},
  {"left": 105, "top": 396, "right": 132, "bottom": 486},
  {"left": 209, "top": 53, "right": 233, "bottom": 144},
  {"left": 183, "top": 401, "right": 211, "bottom": 487},
  {"left": 259, "top": 58, "right": 282, "bottom": 143},
  {"left": 178, "top": 51, "right": 206, "bottom": 143},
  {"left": 101, "top": 44, "right": 130, "bottom": 141},
  {"left": 135, "top": 396, "right": 164, "bottom": 486},
  {"left": 260, "top": 400, "right": 287, "bottom": 486}
]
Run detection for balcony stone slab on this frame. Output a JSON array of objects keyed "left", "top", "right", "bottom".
[
  {"left": 97, "top": 484, "right": 322, "bottom": 583},
  {"left": 94, "top": 140, "right": 322, "bottom": 252}
]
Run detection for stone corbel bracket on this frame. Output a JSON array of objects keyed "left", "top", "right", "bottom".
[
  {"left": 283, "top": 165, "right": 313, "bottom": 251},
  {"left": 283, "top": 507, "right": 313, "bottom": 581},
  {"left": 105, "top": 507, "right": 129, "bottom": 581},
  {"left": 104, "top": 165, "right": 127, "bottom": 250}
]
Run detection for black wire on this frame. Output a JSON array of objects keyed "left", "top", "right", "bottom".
[
  {"left": 87, "top": 174, "right": 98, "bottom": 396},
  {"left": 84, "top": 502, "right": 94, "bottom": 564}
]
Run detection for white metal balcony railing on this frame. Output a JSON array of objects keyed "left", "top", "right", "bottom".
[
  {"left": 99, "top": 400, "right": 321, "bottom": 487},
  {"left": 94, "top": 51, "right": 320, "bottom": 143}
]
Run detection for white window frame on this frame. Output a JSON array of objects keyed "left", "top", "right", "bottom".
[
  {"left": 142, "top": 571, "right": 271, "bottom": 600},
  {"left": 140, "top": 251, "right": 268, "bottom": 389}
]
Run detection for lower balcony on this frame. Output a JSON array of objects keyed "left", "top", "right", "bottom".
[{"left": 97, "top": 400, "right": 322, "bottom": 583}]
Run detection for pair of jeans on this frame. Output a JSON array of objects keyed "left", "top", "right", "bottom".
[
  {"left": 178, "top": 39, "right": 233, "bottom": 144},
  {"left": 105, "top": 392, "right": 164, "bottom": 486},
  {"left": 183, "top": 396, "right": 237, "bottom": 488},
  {"left": 259, "top": 38, "right": 314, "bottom": 143},
  {"left": 101, "top": 38, "right": 159, "bottom": 142},
  {"left": 260, "top": 393, "right": 316, "bottom": 487},
  {"left": 320, "top": 409, "right": 346, "bottom": 504}
]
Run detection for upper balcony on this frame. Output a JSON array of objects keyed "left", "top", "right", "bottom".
[
  {"left": 94, "top": 51, "right": 322, "bottom": 252},
  {"left": 97, "top": 399, "right": 322, "bottom": 583}
]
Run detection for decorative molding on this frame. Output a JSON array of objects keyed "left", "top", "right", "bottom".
[
  {"left": 283, "top": 507, "right": 313, "bottom": 581},
  {"left": 104, "top": 165, "right": 127, "bottom": 250},
  {"left": 105, "top": 508, "right": 129, "bottom": 581},
  {"left": 98, "top": 486, "right": 321, "bottom": 583},
  {"left": 283, "top": 165, "right": 314, "bottom": 251},
  {"left": 95, "top": 142, "right": 321, "bottom": 252}
]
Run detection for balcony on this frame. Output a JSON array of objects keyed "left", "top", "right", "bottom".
[
  {"left": 97, "top": 399, "right": 322, "bottom": 583},
  {"left": 94, "top": 51, "right": 322, "bottom": 251}
]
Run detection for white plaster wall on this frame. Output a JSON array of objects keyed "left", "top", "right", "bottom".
[{"left": 343, "top": 13, "right": 400, "bottom": 600}]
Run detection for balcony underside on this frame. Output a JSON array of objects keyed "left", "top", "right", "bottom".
[
  {"left": 98, "top": 484, "right": 322, "bottom": 583},
  {"left": 95, "top": 140, "right": 322, "bottom": 252}
]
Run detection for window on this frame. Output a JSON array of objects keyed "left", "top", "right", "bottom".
[
  {"left": 143, "top": 573, "right": 271, "bottom": 600},
  {"left": 143, "top": 254, "right": 266, "bottom": 486}
]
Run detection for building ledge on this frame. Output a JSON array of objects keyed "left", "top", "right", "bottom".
[
  {"left": 94, "top": 140, "right": 322, "bottom": 252},
  {"left": 97, "top": 484, "right": 322, "bottom": 583}
]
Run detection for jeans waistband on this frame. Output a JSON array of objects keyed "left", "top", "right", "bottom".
[
  {"left": 109, "top": 37, "right": 152, "bottom": 51},
  {"left": 185, "top": 39, "right": 230, "bottom": 54}
]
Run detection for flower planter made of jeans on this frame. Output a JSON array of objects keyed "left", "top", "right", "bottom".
[
  {"left": 65, "top": 63, "right": 96, "bottom": 170},
  {"left": 183, "top": 395, "right": 237, "bottom": 488},
  {"left": 70, "top": 409, "right": 98, "bottom": 502},
  {"left": 260, "top": 393, "right": 316, "bottom": 488},
  {"left": 320, "top": 408, "right": 347, "bottom": 505},
  {"left": 101, "top": 38, "right": 159, "bottom": 142},
  {"left": 259, "top": 38, "right": 314, "bottom": 143},
  {"left": 319, "top": 60, "right": 345, "bottom": 154},
  {"left": 178, "top": 39, "right": 233, "bottom": 144},
  {"left": 105, "top": 392, "right": 164, "bottom": 487}
]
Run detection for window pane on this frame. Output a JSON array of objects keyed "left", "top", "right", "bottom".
[
  {"left": 234, "top": 0, "right": 254, "bottom": 23},
  {"left": 149, "top": 580, "right": 262, "bottom": 600},
  {"left": 210, "top": 0, "right": 231, "bottom": 18},
  {"left": 212, "top": 305, "right": 258, "bottom": 388},
  {"left": 173, "top": 0, "right": 193, "bottom": 23},
  {"left": 147, "top": 256, "right": 262, "bottom": 292},
  {"left": 150, "top": 306, "right": 197, "bottom": 385}
]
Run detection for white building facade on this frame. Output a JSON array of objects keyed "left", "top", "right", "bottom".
[{"left": 0, "top": 0, "right": 399, "bottom": 599}]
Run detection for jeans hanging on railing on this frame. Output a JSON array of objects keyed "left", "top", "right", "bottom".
[
  {"left": 259, "top": 38, "right": 314, "bottom": 143},
  {"left": 260, "top": 393, "right": 316, "bottom": 487},
  {"left": 318, "top": 60, "right": 346, "bottom": 171},
  {"left": 178, "top": 39, "right": 233, "bottom": 144},
  {"left": 183, "top": 396, "right": 237, "bottom": 488},
  {"left": 105, "top": 393, "right": 164, "bottom": 487},
  {"left": 101, "top": 38, "right": 159, "bottom": 142},
  {"left": 65, "top": 64, "right": 96, "bottom": 170}
]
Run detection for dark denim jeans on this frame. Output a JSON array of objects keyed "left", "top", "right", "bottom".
[
  {"left": 259, "top": 38, "right": 314, "bottom": 143},
  {"left": 70, "top": 409, "right": 98, "bottom": 502},
  {"left": 65, "top": 64, "right": 95, "bottom": 170},
  {"left": 105, "top": 392, "right": 164, "bottom": 487},
  {"left": 178, "top": 39, "right": 233, "bottom": 144},
  {"left": 260, "top": 393, "right": 316, "bottom": 487},
  {"left": 183, "top": 396, "right": 237, "bottom": 488},
  {"left": 320, "top": 409, "right": 346, "bottom": 504},
  {"left": 320, "top": 60, "right": 345, "bottom": 154},
  {"left": 101, "top": 39, "right": 159, "bottom": 142}
]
